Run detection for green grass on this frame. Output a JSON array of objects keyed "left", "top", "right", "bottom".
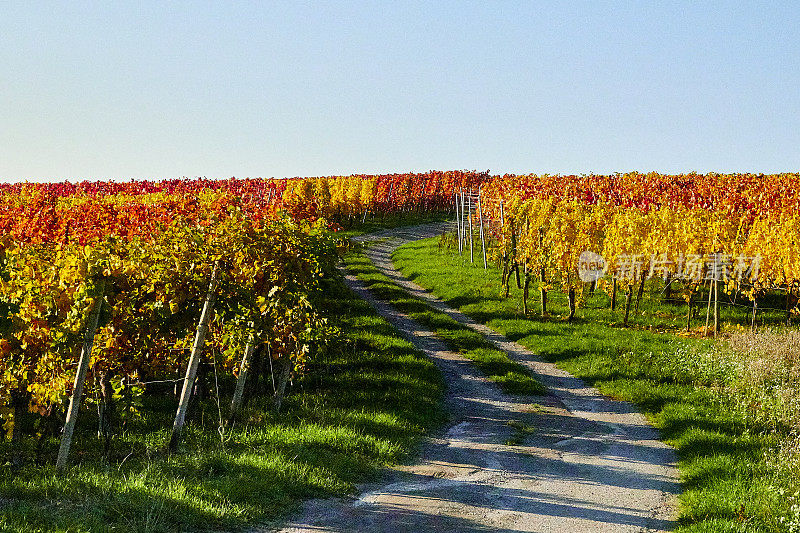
[
  {"left": 344, "top": 247, "right": 545, "bottom": 396},
  {"left": 334, "top": 211, "right": 451, "bottom": 240},
  {"left": 0, "top": 276, "right": 446, "bottom": 533},
  {"left": 393, "top": 236, "right": 789, "bottom": 532},
  {"left": 504, "top": 419, "right": 535, "bottom": 446}
]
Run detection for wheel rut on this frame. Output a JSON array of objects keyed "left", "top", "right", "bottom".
[{"left": 266, "top": 223, "right": 679, "bottom": 533}]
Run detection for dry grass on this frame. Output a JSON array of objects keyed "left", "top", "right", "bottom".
[
  {"left": 726, "top": 328, "right": 800, "bottom": 434},
  {"left": 724, "top": 329, "right": 800, "bottom": 531}
]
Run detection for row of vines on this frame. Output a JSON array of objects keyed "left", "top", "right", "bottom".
[
  {"left": 6, "top": 169, "right": 799, "bottom": 469},
  {"left": 0, "top": 171, "right": 486, "bottom": 467},
  {"left": 472, "top": 173, "right": 800, "bottom": 328},
  {"left": 0, "top": 171, "right": 488, "bottom": 244}
]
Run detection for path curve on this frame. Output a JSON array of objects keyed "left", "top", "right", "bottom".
[{"left": 267, "top": 223, "right": 679, "bottom": 533}]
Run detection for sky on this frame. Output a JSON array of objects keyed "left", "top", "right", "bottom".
[{"left": 2, "top": 1, "right": 799, "bottom": 182}]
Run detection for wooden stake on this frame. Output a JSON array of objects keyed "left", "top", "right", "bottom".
[
  {"left": 272, "top": 356, "right": 293, "bottom": 413},
  {"left": 634, "top": 274, "right": 646, "bottom": 314},
  {"left": 538, "top": 228, "right": 547, "bottom": 316},
  {"left": 713, "top": 278, "right": 719, "bottom": 337},
  {"left": 457, "top": 190, "right": 463, "bottom": 255},
  {"left": 513, "top": 225, "right": 524, "bottom": 289},
  {"left": 540, "top": 274, "right": 548, "bottom": 317},
  {"left": 477, "top": 189, "right": 487, "bottom": 269},
  {"left": 704, "top": 279, "right": 713, "bottom": 335},
  {"left": 459, "top": 189, "right": 464, "bottom": 255},
  {"left": 522, "top": 273, "right": 530, "bottom": 315},
  {"left": 56, "top": 280, "right": 106, "bottom": 470},
  {"left": 169, "top": 261, "right": 220, "bottom": 452},
  {"left": 9, "top": 389, "right": 24, "bottom": 468},
  {"left": 228, "top": 333, "right": 255, "bottom": 426},
  {"left": 664, "top": 272, "right": 673, "bottom": 301},
  {"left": 453, "top": 193, "right": 458, "bottom": 252},
  {"left": 611, "top": 277, "right": 618, "bottom": 311},
  {"left": 468, "top": 193, "right": 474, "bottom": 264}
]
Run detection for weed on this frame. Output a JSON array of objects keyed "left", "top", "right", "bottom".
[{"left": 504, "top": 420, "right": 535, "bottom": 446}]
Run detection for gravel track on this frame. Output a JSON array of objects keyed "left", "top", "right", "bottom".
[{"left": 266, "top": 223, "right": 679, "bottom": 533}]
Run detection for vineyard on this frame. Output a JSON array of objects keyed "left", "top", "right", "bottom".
[
  {"left": 3, "top": 170, "right": 800, "bottom": 532},
  {"left": 459, "top": 173, "right": 800, "bottom": 329},
  {"left": 0, "top": 171, "right": 484, "bottom": 469}
]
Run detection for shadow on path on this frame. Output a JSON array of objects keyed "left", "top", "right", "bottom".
[{"left": 265, "top": 223, "right": 679, "bottom": 533}]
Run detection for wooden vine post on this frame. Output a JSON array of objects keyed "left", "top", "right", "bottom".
[
  {"left": 452, "top": 192, "right": 458, "bottom": 251},
  {"left": 663, "top": 272, "right": 673, "bottom": 301},
  {"left": 499, "top": 200, "right": 505, "bottom": 237},
  {"left": 56, "top": 280, "right": 106, "bottom": 470},
  {"left": 538, "top": 227, "right": 547, "bottom": 317},
  {"left": 499, "top": 200, "right": 508, "bottom": 280},
  {"left": 477, "top": 188, "right": 487, "bottom": 269},
  {"left": 272, "top": 353, "right": 293, "bottom": 413},
  {"left": 502, "top": 221, "right": 515, "bottom": 298},
  {"left": 169, "top": 261, "right": 220, "bottom": 452},
  {"left": 521, "top": 218, "right": 529, "bottom": 290},
  {"left": 228, "top": 332, "right": 256, "bottom": 426},
  {"left": 713, "top": 275, "right": 719, "bottom": 337},
  {"left": 468, "top": 192, "right": 474, "bottom": 264},
  {"left": 522, "top": 271, "right": 531, "bottom": 315},
  {"left": 458, "top": 189, "right": 464, "bottom": 255},
  {"left": 610, "top": 277, "right": 618, "bottom": 311},
  {"left": 634, "top": 274, "right": 646, "bottom": 314},
  {"left": 457, "top": 189, "right": 463, "bottom": 255},
  {"left": 704, "top": 278, "right": 713, "bottom": 335}
]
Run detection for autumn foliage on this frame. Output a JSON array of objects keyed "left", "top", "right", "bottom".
[
  {"left": 0, "top": 171, "right": 487, "bottom": 450},
  {"left": 476, "top": 172, "right": 800, "bottom": 316}
]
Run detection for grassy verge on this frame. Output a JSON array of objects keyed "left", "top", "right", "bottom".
[
  {"left": 0, "top": 275, "right": 445, "bottom": 533},
  {"left": 344, "top": 246, "right": 544, "bottom": 396},
  {"left": 393, "top": 236, "right": 790, "bottom": 532}
]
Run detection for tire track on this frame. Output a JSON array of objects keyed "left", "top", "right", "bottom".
[{"left": 266, "top": 223, "right": 679, "bottom": 533}]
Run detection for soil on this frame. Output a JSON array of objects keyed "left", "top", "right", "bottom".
[{"left": 263, "top": 223, "right": 679, "bottom": 533}]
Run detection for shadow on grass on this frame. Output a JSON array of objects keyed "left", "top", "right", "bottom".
[
  {"left": 392, "top": 235, "right": 787, "bottom": 530},
  {"left": 346, "top": 248, "right": 546, "bottom": 397},
  {"left": 0, "top": 274, "right": 446, "bottom": 533}
]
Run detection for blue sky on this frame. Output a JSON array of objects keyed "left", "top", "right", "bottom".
[{"left": 2, "top": 1, "right": 799, "bottom": 181}]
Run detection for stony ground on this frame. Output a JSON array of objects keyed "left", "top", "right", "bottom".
[{"left": 264, "top": 223, "right": 679, "bottom": 533}]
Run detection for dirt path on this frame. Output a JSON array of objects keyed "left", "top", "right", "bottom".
[{"left": 267, "top": 223, "right": 679, "bottom": 533}]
